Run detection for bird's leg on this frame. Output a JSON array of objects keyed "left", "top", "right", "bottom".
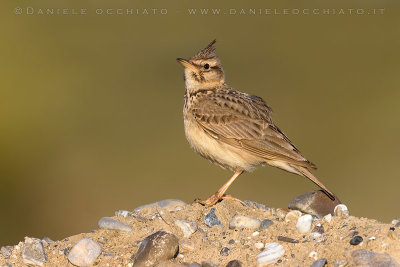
[{"left": 197, "top": 169, "right": 244, "bottom": 207}]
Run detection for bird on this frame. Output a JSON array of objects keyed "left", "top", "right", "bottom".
[{"left": 177, "top": 40, "right": 335, "bottom": 207}]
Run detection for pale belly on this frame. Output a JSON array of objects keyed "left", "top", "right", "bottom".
[{"left": 184, "top": 118, "right": 263, "bottom": 172}]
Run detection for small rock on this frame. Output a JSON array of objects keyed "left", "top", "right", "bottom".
[
  {"left": 67, "top": 238, "right": 102, "bottom": 267},
  {"left": 334, "top": 204, "right": 349, "bottom": 217},
  {"left": 277, "top": 236, "right": 299, "bottom": 243},
  {"left": 312, "top": 225, "right": 325, "bottom": 234},
  {"left": 255, "top": 242, "right": 264, "bottom": 249},
  {"left": 244, "top": 200, "right": 270, "bottom": 211},
  {"left": 350, "top": 249, "right": 400, "bottom": 267},
  {"left": 98, "top": 217, "right": 132, "bottom": 232},
  {"left": 115, "top": 210, "right": 132, "bottom": 218},
  {"left": 311, "top": 258, "right": 327, "bottom": 267},
  {"left": 323, "top": 214, "right": 332, "bottom": 223},
  {"left": 296, "top": 214, "right": 313, "bottom": 234},
  {"left": 284, "top": 210, "right": 302, "bottom": 223},
  {"left": 22, "top": 237, "right": 48, "bottom": 266},
  {"left": 288, "top": 190, "right": 341, "bottom": 218},
  {"left": 0, "top": 246, "right": 13, "bottom": 259},
  {"left": 334, "top": 260, "right": 347, "bottom": 267},
  {"left": 256, "top": 242, "right": 284, "bottom": 265},
  {"left": 350, "top": 236, "right": 363, "bottom": 246},
  {"left": 229, "top": 215, "right": 261, "bottom": 230},
  {"left": 309, "top": 251, "right": 318, "bottom": 260},
  {"left": 259, "top": 219, "right": 273, "bottom": 230},
  {"left": 252, "top": 231, "right": 260, "bottom": 236},
  {"left": 204, "top": 208, "right": 223, "bottom": 227},
  {"left": 175, "top": 220, "right": 197, "bottom": 238},
  {"left": 134, "top": 230, "right": 179, "bottom": 267},
  {"left": 134, "top": 199, "right": 186, "bottom": 214},
  {"left": 201, "top": 261, "right": 218, "bottom": 267},
  {"left": 226, "top": 260, "right": 242, "bottom": 267},
  {"left": 220, "top": 247, "right": 230, "bottom": 256},
  {"left": 179, "top": 239, "right": 195, "bottom": 251},
  {"left": 228, "top": 239, "right": 235, "bottom": 245}
]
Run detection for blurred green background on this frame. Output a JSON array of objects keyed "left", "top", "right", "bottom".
[{"left": 1, "top": 0, "right": 399, "bottom": 245}]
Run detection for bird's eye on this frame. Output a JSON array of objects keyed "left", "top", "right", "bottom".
[{"left": 204, "top": 63, "right": 210, "bottom": 69}]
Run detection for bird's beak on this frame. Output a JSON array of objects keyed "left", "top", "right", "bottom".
[{"left": 176, "top": 58, "right": 199, "bottom": 72}]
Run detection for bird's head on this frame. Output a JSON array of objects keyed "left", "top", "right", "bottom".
[{"left": 177, "top": 40, "right": 225, "bottom": 90}]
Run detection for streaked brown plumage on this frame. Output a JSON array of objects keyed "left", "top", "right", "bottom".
[{"left": 177, "top": 40, "right": 335, "bottom": 206}]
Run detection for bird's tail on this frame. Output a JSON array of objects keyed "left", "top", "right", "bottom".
[{"left": 294, "top": 165, "right": 336, "bottom": 200}]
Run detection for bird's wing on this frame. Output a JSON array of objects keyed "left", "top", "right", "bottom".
[{"left": 191, "top": 90, "right": 316, "bottom": 169}]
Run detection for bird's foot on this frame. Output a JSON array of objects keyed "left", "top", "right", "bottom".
[{"left": 195, "top": 193, "right": 244, "bottom": 207}]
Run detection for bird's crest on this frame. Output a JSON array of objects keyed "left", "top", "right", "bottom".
[{"left": 191, "top": 39, "right": 217, "bottom": 60}]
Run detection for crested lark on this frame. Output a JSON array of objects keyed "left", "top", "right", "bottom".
[{"left": 177, "top": 40, "right": 335, "bottom": 206}]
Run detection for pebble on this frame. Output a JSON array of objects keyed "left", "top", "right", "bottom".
[
  {"left": 115, "top": 210, "right": 132, "bottom": 218},
  {"left": 229, "top": 215, "right": 261, "bottom": 230},
  {"left": 323, "top": 214, "right": 332, "bottom": 223},
  {"left": 288, "top": 190, "right": 341, "bottom": 218},
  {"left": 0, "top": 246, "right": 13, "bottom": 259},
  {"left": 204, "top": 208, "right": 223, "bottom": 227},
  {"left": 255, "top": 242, "right": 264, "bottom": 249},
  {"left": 296, "top": 214, "right": 313, "bottom": 234},
  {"left": 311, "top": 258, "right": 327, "bottom": 267},
  {"left": 67, "top": 238, "right": 102, "bottom": 267},
  {"left": 175, "top": 220, "right": 197, "bottom": 238},
  {"left": 22, "top": 237, "right": 48, "bottom": 266},
  {"left": 277, "top": 236, "right": 299, "bottom": 243},
  {"left": 256, "top": 242, "right": 284, "bottom": 265},
  {"left": 220, "top": 247, "right": 231, "bottom": 256},
  {"left": 309, "top": 251, "right": 318, "bottom": 260},
  {"left": 312, "top": 225, "right": 325, "bottom": 234},
  {"left": 226, "top": 260, "right": 242, "bottom": 267},
  {"left": 98, "top": 217, "right": 132, "bottom": 232},
  {"left": 284, "top": 210, "right": 302, "bottom": 222},
  {"left": 334, "top": 204, "right": 349, "bottom": 217},
  {"left": 134, "top": 199, "right": 186, "bottom": 214},
  {"left": 201, "top": 261, "right": 218, "bottom": 267},
  {"left": 334, "top": 260, "right": 347, "bottom": 267},
  {"left": 350, "top": 236, "right": 363, "bottom": 246},
  {"left": 179, "top": 239, "right": 195, "bottom": 251},
  {"left": 134, "top": 230, "right": 179, "bottom": 266},
  {"left": 244, "top": 200, "right": 270, "bottom": 212},
  {"left": 350, "top": 249, "right": 400, "bottom": 266},
  {"left": 259, "top": 219, "right": 274, "bottom": 230}
]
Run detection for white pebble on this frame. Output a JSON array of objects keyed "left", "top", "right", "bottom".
[
  {"left": 309, "top": 251, "right": 318, "bottom": 260},
  {"left": 296, "top": 214, "right": 313, "bottom": 234},
  {"left": 175, "top": 220, "right": 197, "bottom": 238},
  {"left": 334, "top": 204, "right": 349, "bottom": 217},
  {"left": 255, "top": 242, "right": 264, "bottom": 249},
  {"left": 323, "top": 214, "right": 332, "bottom": 223},
  {"left": 68, "top": 238, "right": 102, "bottom": 267},
  {"left": 229, "top": 215, "right": 261, "bottom": 230},
  {"left": 252, "top": 231, "right": 260, "bottom": 236},
  {"left": 369, "top": 236, "right": 376, "bottom": 240},
  {"left": 257, "top": 242, "right": 284, "bottom": 265}
]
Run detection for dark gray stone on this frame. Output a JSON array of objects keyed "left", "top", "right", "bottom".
[
  {"left": 350, "top": 249, "right": 400, "bottom": 267},
  {"left": 226, "top": 260, "right": 242, "bottom": 267},
  {"left": 311, "top": 258, "right": 327, "bottom": 267},
  {"left": 98, "top": 217, "right": 132, "bottom": 232},
  {"left": 204, "top": 208, "right": 223, "bottom": 227},
  {"left": 288, "top": 190, "right": 341, "bottom": 218},
  {"left": 277, "top": 236, "right": 299, "bottom": 243},
  {"left": 259, "top": 219, "right": 274, "bottom": 230},
  {"left": 220, "top": 247, "right": 230, "bottom": 256},
  {"left": 350, "top": 236, "right": 363, "bottom": 246},
  {"left": 67, "top": 238, "right": 102, "bottom": 267},
  {"left": 22, "top": 237, "right": 48, "bottom": 266},
  {"left": 134, "top": 230, "right": 179, "bottom": 267}
]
